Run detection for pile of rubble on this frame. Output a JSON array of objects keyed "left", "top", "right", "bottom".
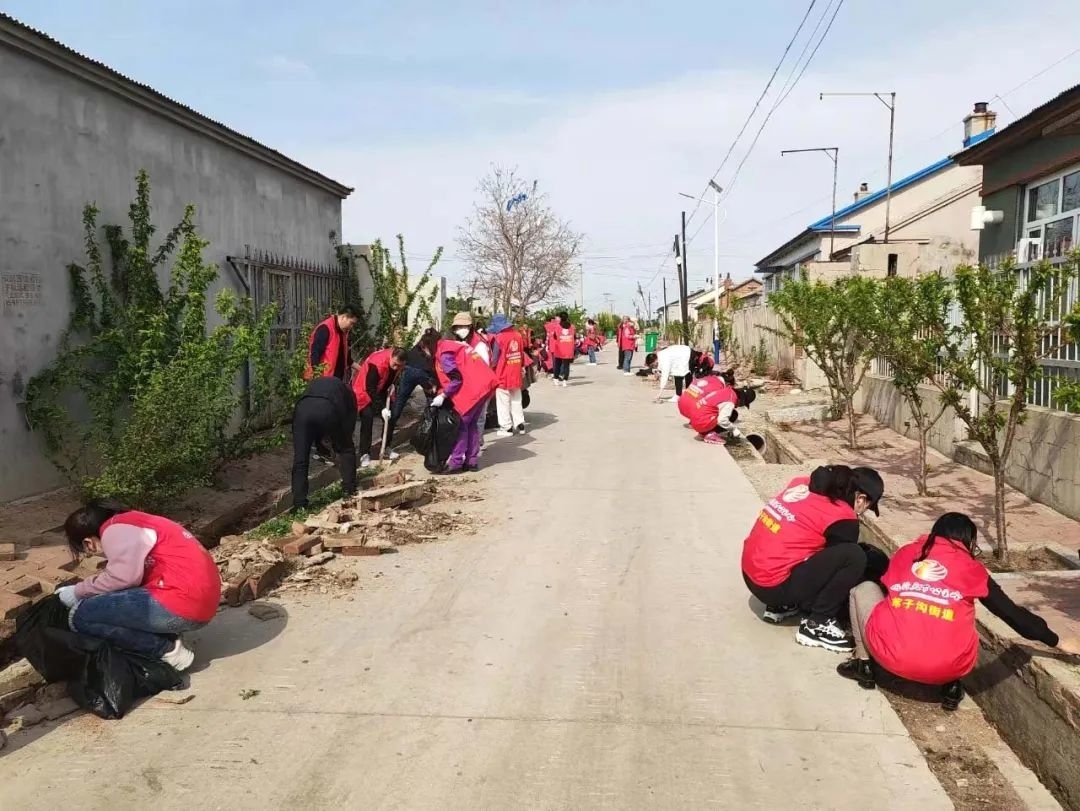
[{"left": 213, "top": 471, "right": 469, "bottom": 607}]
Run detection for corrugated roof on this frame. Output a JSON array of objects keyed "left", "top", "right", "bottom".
[
  {"left": 955, "top": 83, "right": 1080, "bottom": 165},
  {"left": 0, "top": 12, "right": 352, "bottom": 198}
]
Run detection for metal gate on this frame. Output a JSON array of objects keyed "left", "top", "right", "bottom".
[{"left": 227, "top": 245, "right": 352, "bottom": 350}]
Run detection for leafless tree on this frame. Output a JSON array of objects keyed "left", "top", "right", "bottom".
[{"left": 457, "top": 165, "right": 583, "bottom": 316}]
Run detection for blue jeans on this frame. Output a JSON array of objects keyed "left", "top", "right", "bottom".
[
  {"left": 387, "top": 365, "right": 435, "bottom": 447},
  {"left": 587, "top": 346, "right": 597, "bottom": 364},
  {"left": 72, "top": 588, "right": 206, "bottom": 658},
  {"left": 621, "top": 350, "right": 633, "bottom": 372}
]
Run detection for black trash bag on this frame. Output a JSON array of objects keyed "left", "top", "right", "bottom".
[
  {"left": 484, "top": 398, "right": 499, "bottom": 430},
  {"left": 15, "top": 595, "right": 184, "bottom": 720},
  {"left": 521, "top": 389, "right": 531, "bottom": 409},
  {"left": 411, "top": 407, "right": 437, "bottom": 455},
  {"left": 424, "top": 407, "right": 461, "bottom": 472}
]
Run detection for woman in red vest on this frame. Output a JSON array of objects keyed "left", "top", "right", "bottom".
[
  {"left": 432, "top": 327, "right": 497, "bottom": 473},
  {"left": 583, "top": 318, "right": 600, "bottom": 365},
  {"left": 488, "top": 313, "right": 527, "bottom": 436},
  {"left": 676, "top": 373, "right": 756, "bottom": 444},
  {"left": 351, "top": 346, "right": 407, "bottom": 466},
  {"left": 616, "top": 316, "right": 638, "bottom": 375},
  {"left": 742, "top": 465, "right": 885, "bottom": 654},
  {"left": 57, "top": 502, "right": 222, "bottom": 672},
  {"left": 551, "top": 312, "right": 576, "bottom": 386},
  {"left": 839, "top": 512, "right": 1073, "bottom": 709},
  {"left": 304, "top": 304, "right": 361, "bottom": 380}
]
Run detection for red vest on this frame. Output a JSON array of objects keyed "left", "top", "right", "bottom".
[
  {"left": 436, "top": 339, "right": 497, "bottom": 415},
  {"left": 618, "top": 323, "right": 637, "bottom": 351},
  {"left": 304, "top": 315, "right": 349, "bottom": 380},
  {"left": 553, "top": 325, "right": 577, "bottom": 360},
  {"left": 583, "top": 324, "right": 599, "bottom": 348},
  {"left": 102, "top": 511, "right": 221, "bottom": 623},
  {"left": 865, "top": 538, "right": 990, "bottom": 685},
  {"left": 351, "top": 348, "right": 396, "bottom": 411},
  {"left": 741, "top": 476, "right": 857, "bottom": 587},
  {"left": 677, "top": 375, "right": 737, "bottom": 433},
  {"left": 493, "top": 329, "right": 526, "bottom": 389}
]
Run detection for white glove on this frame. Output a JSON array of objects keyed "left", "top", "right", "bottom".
[
  {"left": 381, "top": 408, "right": 391, "bottom": 420},
  {"left": 56, "top": 585, "right": 79, "bottom": 608},
  {"left": 730, "top": 426, "right": 742, "bottom": 438},
  {"left": 430, "top": 393, "right": 446, "bottom": 408}
]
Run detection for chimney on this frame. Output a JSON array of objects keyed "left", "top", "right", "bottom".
[
  {"left": 853, "top": 182, "right": 871, "bottom": 202},
  {"left": 963, "top": 102, "right": 997, "bottom": 147}
]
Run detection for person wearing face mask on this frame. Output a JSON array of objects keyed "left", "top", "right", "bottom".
[
  {"left": 838, "top": 511, "right": 1076, "bottom": 710},
  {"left": 741, "top": 465, "right": 885, "bottom": 653},
  {"left": 449, "top": 313, "right": 493, "bottom": 450}
]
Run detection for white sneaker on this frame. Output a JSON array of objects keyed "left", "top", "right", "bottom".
[
  {"left": 162, "top": 639, "right": 195, "bottom": 672},
  {"left": 623, "top": 372, "right": 632, "bottom": 376},
  {"left": 360, "top": 454, "right": 372, "bottom": 468},
  {"left": 495, "top": 430, "right": 514, "bottom": 438},
  {"left": 382, "top": 450, "right": 400, "bottom": 461}
]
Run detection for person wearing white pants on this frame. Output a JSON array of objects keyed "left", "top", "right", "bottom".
[{"left": 488, "top": 314, "right": 529, "bottom": 436}]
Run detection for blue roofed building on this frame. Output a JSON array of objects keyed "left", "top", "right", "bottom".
[{"left": 755, "top": 103, "right": 997, "bottom": 294}]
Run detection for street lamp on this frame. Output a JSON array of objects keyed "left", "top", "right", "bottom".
[
  {"left": 781, "top": 147, "right": 839, "bottom": 258},
  {"left": 820, "top": 91, "right": 896, "bottom": 243},
  {"left": 679, "top": 182, "right": 725, "bottom": 360}
]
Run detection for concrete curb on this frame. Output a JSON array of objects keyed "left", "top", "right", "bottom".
[{"left": 759, "top": 420, "right": 1080, "bottom": 808}]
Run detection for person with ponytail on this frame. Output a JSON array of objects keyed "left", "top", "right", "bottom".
[
  {"left": 742, "top": 464, "right": 884, "bottom": 653},
  {"left": 57, "top": 502, "right": 221, "bottom": 672},
  {"left": 838, "top": 511, "right": 1075, "bottom": 709}
]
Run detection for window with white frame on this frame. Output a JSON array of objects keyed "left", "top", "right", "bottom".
[{"left": 1023, "top": 163, "right": 1080, "bottom": 260}]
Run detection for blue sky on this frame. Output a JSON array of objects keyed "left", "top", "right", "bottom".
[{"left": 6, "top": 1, "right": 1080, "bottom": 312}]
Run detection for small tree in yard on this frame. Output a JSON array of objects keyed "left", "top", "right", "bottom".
[
  {"left": 871, "top": 274, "right": 953, "bottom": 496},
  {"left": 934, "top": 254, "right": 1080, "bottom": 560},
  {"left": 457, "top": 165, "right": 583, "bottom": 316},
  {"left": 768, "top": 274, "right": 880, "bottom": 448}
]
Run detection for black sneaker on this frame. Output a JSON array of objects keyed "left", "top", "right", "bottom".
[
  {"left": 941, "top": 680, "right": 964, "bottom": 711},
  {"left": 796, "top": 618, "right": 855, "bottom": 653},
  {"left": 762, "top": 605, "right": 799, "bottom": 624},
  {"left": 516, "top": 424, "right": 527, "bottom": 434},
  {"left": 837, "top": 658, "right": 876, "bottom": 689}
]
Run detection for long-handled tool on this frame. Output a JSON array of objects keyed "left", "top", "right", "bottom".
[{"left": 379, "top": 408, "right": 391, "bottom": 461}]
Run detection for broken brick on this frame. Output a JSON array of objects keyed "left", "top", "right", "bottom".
[
  {"left": 359, "top": 481, "right": 428, "bottom": 511},
  {"left": 0, "top": 543, "right": 15, "bottom": 561},
  {"left": 6, "top": 576, "right": 43, "bottom": 598},
  {"left": 0, "top": 591, "right": 31, "bottom": 620},
  {"left": 30, "top": 568, "right": 79, "bottom": 594},
  {"left": 0, "top": 660, "right": 44, "bottom": 695},
  {"left": 339, "top": 546, "right": 381, "bottom": 557},
  {"left": 282, "top": 535, "right": 320, "bottom": 556},
  {"left": 39, "top": 696, "right": 79, "bottom": 720},
  {"left": 246, "top": 561, "right": 285, "bottom": 600}
]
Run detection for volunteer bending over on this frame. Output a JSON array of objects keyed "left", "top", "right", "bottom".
[
  {"left": 58, "top": 503, "right": 221, "bottom": 672},
  {"left": 676, "top": 372, "right": 756, "bottom": 444},
  {"left": 741, "top": 465, "right": 885, "bottom": 653},
  {"left": 351, "top": 345, "right": 406, "bottom": 466},
  {"left": 646, "top": 345, "right": 713, "bottom": 399},
  {"left": 839, "top": 511, "right": 1074, "bottom": 709}
]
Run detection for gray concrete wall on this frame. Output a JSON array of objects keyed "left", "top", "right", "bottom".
[
  {"left": 0, "top": 47, "right": 344, "bottom": 502},
  {"left": 856, "top": 373, "right": 1080, "bottom": 522}
]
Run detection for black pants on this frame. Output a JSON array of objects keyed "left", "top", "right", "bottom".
[
  {"left": 744, "top": 544, "right": 867, "bottom": 622},
  {"left": 291, "top": 398, "right": 357, "bottom": 509},
  {"left": 386, "top": 365, "right": 433, "bottom": 448},
  {"left": 357, "top": 403, "right": 378, "bottom": 459},
  {"left": 673, "top": 372, "right": 692, "bottom": 396},
  {"left": 553, "top": 358, "right": 571, "bottom": 381}
]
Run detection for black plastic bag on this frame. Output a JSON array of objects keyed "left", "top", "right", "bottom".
[
  {"left": 522, "top": 389, "right": 531, "bottom": 409},
  {"left": 411, "top": 407, "right": 437, "bottom": 455},
  {"left": 15, "top": 595, "right": 183, "bottom": 720},
  {"left": 424, "top": 407, "right": 461, "bottom": 472},
  {"left": 484, "top": 398, "right": 499, "bottom": 430}
]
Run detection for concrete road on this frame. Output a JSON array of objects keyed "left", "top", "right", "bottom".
[{"left": 0, "top": 354, "right": 949, "bottom": 810}]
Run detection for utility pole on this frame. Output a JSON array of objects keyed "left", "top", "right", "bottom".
[
  {"left": 662, "top": 278, "right": 668, "bottom": 331},
  {"left": 679, "top": 211, "right": 690, "bottom": 329},
  {"left": 821, "top": 91, "right": 896, "bottom": 243},
  {"left": 579, "top": 263, "right": 585, "bottom": 311},
  {"left": 781, "top": 147, "right": 839, "bottom": 257}
]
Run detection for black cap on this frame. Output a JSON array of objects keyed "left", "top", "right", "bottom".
[
  {"left": 737, "top": 387, "right": 756, "bottom": 408},
  {"left": 852, "top": 467, "right": 884, "bottom": 515}
]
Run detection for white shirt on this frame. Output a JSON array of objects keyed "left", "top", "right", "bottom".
[{"left": 656, "top": 345, "right": 692, "bottom": 392}]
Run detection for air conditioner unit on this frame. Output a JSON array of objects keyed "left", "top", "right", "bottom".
[{"left": 1016, "top": 238, "right": 1042, "bottom": 262}]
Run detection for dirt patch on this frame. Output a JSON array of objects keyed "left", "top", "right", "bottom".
[{"left": 985, "top": 547, "right": 1071, "bottom": 574}]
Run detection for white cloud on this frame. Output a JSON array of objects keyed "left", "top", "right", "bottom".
[
  {"left": 298, "top": 11, "right": 1080, "bottom": 313},
  {"left": 257, "top": 55, "right": 314, "bottom": 79}
]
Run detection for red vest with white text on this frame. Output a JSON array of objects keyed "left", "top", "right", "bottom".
[
  {"left": 677, "top": 375, "right": 737, "bottom": 433},
  {"left": 553, "top": 325, "right": 577, "bottom": 360},
  {"left": 493, "top": 330, "right": 526, "bottom": 389},
  {"left": 741, "top": 476, "right": 857, "bottom": 587}
]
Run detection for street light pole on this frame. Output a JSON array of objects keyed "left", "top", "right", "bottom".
[
  {"left": 781, "top": 147, "right": 839, "bottom": 258},
  {"left": 820, "top": 91, "right": 896, "bottom": 243}
]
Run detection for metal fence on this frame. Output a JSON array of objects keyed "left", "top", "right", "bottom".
[
  {"left": 227, "top": 245, "right": 352, "bottom": 351},
  {"left": 871, "top": 257, "right": 1080, "bottom": 412}
]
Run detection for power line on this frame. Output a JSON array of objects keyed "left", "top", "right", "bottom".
[{"left": 684, "top": 0, "right": 820, "bottom": 228}]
